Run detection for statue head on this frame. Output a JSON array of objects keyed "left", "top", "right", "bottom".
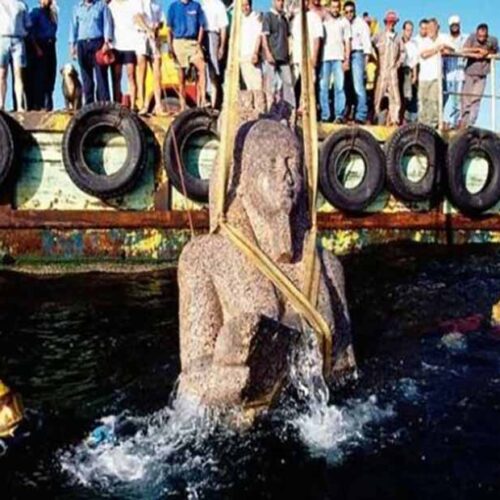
[
  {"left": 238, "top": 120, "right": 302, "bottom": 218},
  {"left": 235, "top": 120, "right": 307, "bottom": 263}
]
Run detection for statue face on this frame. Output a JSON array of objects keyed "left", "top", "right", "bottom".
[
  {"left": 241, "top": 121, "right": 303, "bottom": 218},
  {"left": 256, "top": 148, "right": 300, "bottom": 215}
]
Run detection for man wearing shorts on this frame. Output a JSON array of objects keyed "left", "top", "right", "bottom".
[
  {"left": 135, "top": 0, "right": 165, "bottom": 115},
  {"left": 108, "top": 0, "right": 141, "bottom": 108},
  {"left": 167, "top": 0, "right": 207, "bottom": 110},
  {"left": 0, "top": 0, "right": 31, "bottom": 111}
]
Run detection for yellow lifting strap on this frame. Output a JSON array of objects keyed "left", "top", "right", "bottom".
[{"left": 212, "top": 0, "right": 332, "bottom": 375}]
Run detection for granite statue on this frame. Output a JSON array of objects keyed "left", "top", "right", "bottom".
[{"left": 177, "top": 114, "right": 356, "bottom": 419}]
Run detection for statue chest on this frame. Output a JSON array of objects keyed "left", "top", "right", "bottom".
[{"left": 211, "top": 255, "right": 309, "bottom": 326}]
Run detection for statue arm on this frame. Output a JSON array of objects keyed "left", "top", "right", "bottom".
[
  {"left": 178, "top": 241, "right": 223, "bottom": 373},
  {"left": 318, "top": 249, "right": 356, "bottom": 377}
]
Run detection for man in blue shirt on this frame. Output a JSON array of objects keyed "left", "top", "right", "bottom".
[
  {"left": 29, "top": 0, "right": 58, "bottom": 111},
  {"left": 69, "top": 0, "right": 113, "bottom": 104},
  {"left": 167, "top": 0, "right": 207, "bottom": 110}
]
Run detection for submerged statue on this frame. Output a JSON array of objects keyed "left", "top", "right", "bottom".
[{"left": 178, "top": 117, "right": 356, "bottom": 419}]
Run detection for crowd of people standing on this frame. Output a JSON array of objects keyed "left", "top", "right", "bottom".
[
  {"left": 254, "top": 0, "right": 499, "bottom": 129},
  {"left": 0, "top": 0, "right": 498, "bottom": 130}
]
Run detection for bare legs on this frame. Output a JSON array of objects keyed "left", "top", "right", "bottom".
[
  {"left": 126, "top": 62, "right": 137, "bottom": 110},
  {"left": 178, "top": 57, "right": 207, "bottom": 110},
  {"left": 0, "top": 65, "right": 26, "bottom": 111},
  {"left": 137, "top": 55, "right": 164, "bottom": 115},
  {"left": 13, "top": 65, "right": 25, "bottom": 111},
  {"left": 0, "top": 67, "right": 7, "bottom": 110},
  {"left": 113, "top": 61, "right": 138, "bottom": 110},
  {"left": 111, "top": 63, "right": 123, "bottom": 104},
  {"left": 137, "top": 55, "right": 147, "bottom": 110},
  {"left": 152, "top": 55, "right": 163, "bottom": 114}
]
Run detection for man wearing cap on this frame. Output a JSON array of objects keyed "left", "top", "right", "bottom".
[
  {"left": 69, "top": 0, "right": 113, "bottom": 105},
  {"left": 417, "top": 18, "right": 451, "bottom": 128},
  {"left": 372, "top": 10, "right": 405, "bottom": 125},
  {"left": 461, "top": 24, "right": 499, "bottom": 127},
  {"left": 443, "top": 15, "right": 468, "bottom": 129}
]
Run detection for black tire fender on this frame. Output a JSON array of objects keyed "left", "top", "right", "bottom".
[
  {"left": 385, "top": 123, "right": 445, "bottom": 202},
  {"left": 0, "top": 111, "right": 15, "bottom": 187},
  {"left": 447, "top": 127, "right": 500, "bottom": 215},
  {"left": 62, "top": 102, "right": 147, "bottom": 199},
  {"left": 319, "top": 127, "right": 386, "bottom": 213},
  {"left": 163, "top": 108, "right": 219, "bottom": 203}
]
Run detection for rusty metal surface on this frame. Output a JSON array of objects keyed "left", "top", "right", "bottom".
[
  {"left": 0, "top": 228, "right": 498, "bottom": 265},
  {"left": 0, "top": 210, "right": 499, "bottom": 232}
]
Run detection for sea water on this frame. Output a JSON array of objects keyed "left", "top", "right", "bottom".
[{"left": 1, "top": 247, "right": 500, "bottom": 499}]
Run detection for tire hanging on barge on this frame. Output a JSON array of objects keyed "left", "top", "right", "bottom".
[
  {"left": 447, "top": 127, "right": 500, "bottom": 215},
  {"left": 0, "top": 111, "right": 15, "bottom": 187},
  {"left": 163, "top": 108, "right": 220, "bottom": 204},
  {"left": 62, "top": 102, "right": 147, "bottom": 199},
  {"left": 319, "top": 127, "right": 385, "bottom": 213},
  {"left": 385, "top": 123, "right": 445, "bottom": 202}
]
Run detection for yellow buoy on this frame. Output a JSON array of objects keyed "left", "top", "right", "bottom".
[
  {"left": 0, "top": 380, "right": 24, "bottom": 438},
  {"left": 0, "top": 380, "right": 10, "bottom": 399},
  {"left": 491, "top": 301, "right": 500, "bottom": 325}
]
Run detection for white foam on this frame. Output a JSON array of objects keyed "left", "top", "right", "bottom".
[
  {"left": 60, "top": 329, "right": 395, "bottom": 492},
  {"left": 287, "top": 330, "right": 394, "bottom": 461},
  {"left": 60, "top": 395, "right": 218, "bottom": 494}
]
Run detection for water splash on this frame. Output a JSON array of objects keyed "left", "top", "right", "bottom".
[
  {"left": 60, "top": 395, "right": 225, "bottom": 497},
  {"left": 285, "top": 329, "right": 394, "bottom": 462},
  {"left": 60, "top": 330, "right": 395, "bottom": 495}
]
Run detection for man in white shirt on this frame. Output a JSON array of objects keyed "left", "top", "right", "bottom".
[
  {"left": 417, "top": 18, "right": 451, "bottom": 128},
  {"left": 201, "top": 0, "right": 228, "bottom": 108},
  {"left": 239, "top": 0, "right": 262, "bottom": 91},
  {"left": 319, "top": 0, "right": 351, "bottom": 122},
  {"left": 400, "top": 20, "right": 418, "bottom": 122},
  {"left": 134, "top": 0, "right": 166, "bottom": 115},
  {"left": 443, "top": 15, "right": 468, "bottom": 129},
  {"left": 290, "top": 0, "right": 324, "bottom": 82},
  {"left": 415, "top": 19, "right": 428, "bottom": 46},
  {"left": 344, "top": 1, "right": 370, "bottom": 124},
  {"left": 0, "top": 0, "right": 31, "bottom": 111}
]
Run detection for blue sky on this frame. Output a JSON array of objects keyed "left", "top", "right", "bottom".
[{"left": 16, "top": 0, "right": 500, "bottom": 127}]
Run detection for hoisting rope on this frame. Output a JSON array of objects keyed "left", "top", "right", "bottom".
[
  {"left": 212, "top": 0, "right": 332, "bottom": 375},
  {"left": 170, "top": 124, "right": 196, "bottom": 238}
]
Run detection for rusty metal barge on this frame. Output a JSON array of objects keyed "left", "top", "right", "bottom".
[{"left": 0, "top": 105, "right": 500, "bottom": 270}]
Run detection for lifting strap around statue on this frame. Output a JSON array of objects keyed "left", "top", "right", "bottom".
[{"left": 212, "top": 0, "right": 332, "bottom": 375}]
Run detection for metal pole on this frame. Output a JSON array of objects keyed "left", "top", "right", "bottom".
[
  {"left": 491, "top": 59, "right": 497, "bottom": 131},
  {"left": 438, "top": 53, "right": 444, "bottom": 130}
]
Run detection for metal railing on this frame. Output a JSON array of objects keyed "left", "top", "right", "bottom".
[{"left": 439, "top": 53, "right": 500, "bottom": 131}]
